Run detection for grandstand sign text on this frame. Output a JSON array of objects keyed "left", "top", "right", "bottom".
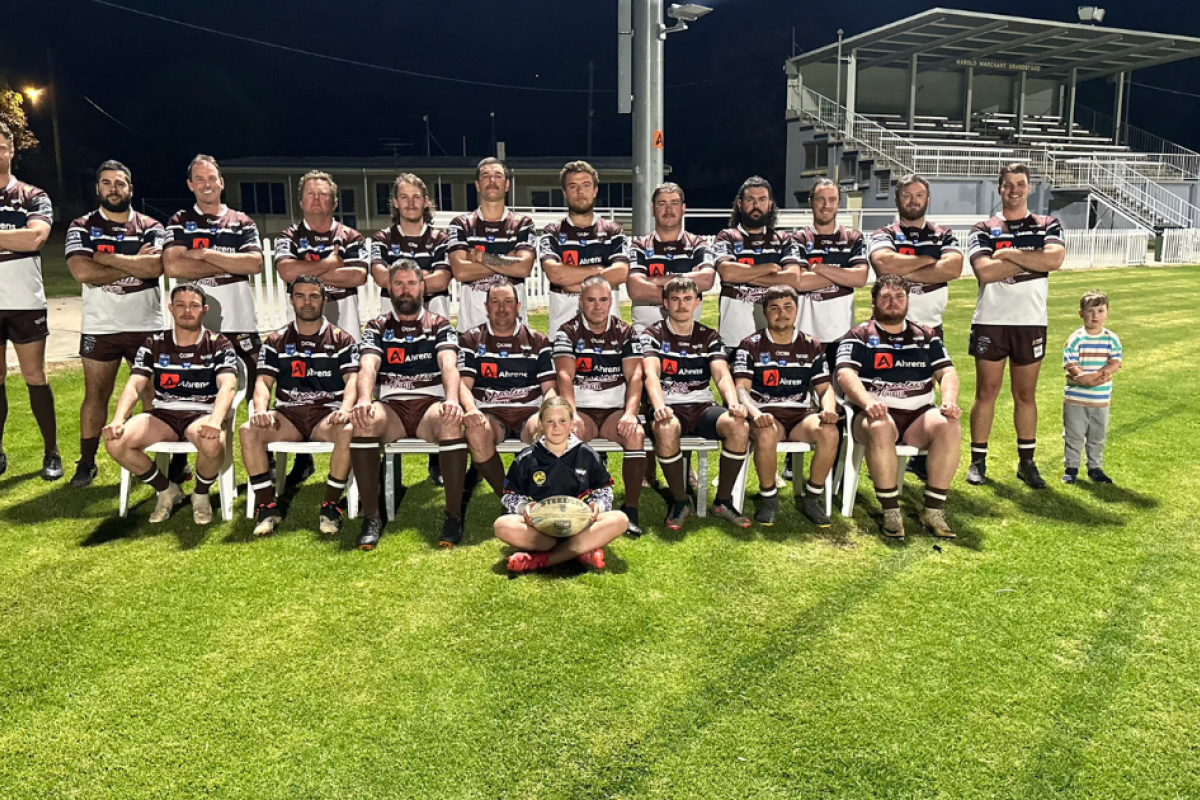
[{"left": 955, "top": 58, "right": 1042, "bottom": 72}]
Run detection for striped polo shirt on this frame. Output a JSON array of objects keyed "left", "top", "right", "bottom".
[{"left": 1063, "top": 327, "right": 1122, "bottom": 407}]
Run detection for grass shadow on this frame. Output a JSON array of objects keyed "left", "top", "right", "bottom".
[{"left": 1075, "top": 479, "right": 1159, "bottom": 509}]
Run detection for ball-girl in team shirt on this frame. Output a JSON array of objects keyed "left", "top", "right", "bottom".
[{"left": 495, "top": 397, "right": 629, "bottom": 573}]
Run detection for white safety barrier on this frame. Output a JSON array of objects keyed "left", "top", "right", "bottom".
[{"left": 1160, "top": 229, "right": 1200, "bottom": 264}]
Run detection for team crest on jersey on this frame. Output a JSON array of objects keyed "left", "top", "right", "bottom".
[
  {"left": 578, "top": 237, "right": 587, "bottom": 247},
  {"left": 90, "top": 227, "right": 103, "bottom": 237},
  {"left": 532, "top": 471, "right": 546, "bottom": 486},
  {"left": 575, "top": 468, "right": 588, "bottom": 482},
  {"left": 733, "top": 242, "right": 743, "bottom": 254},
  {"left": 646, "top": 247, "right": 654, "bottom": 257},
  {"left": 477, "top": 344, "right": 486, "bottom": 355},
  {"left": 558, "top": 233, "right": 567, "bottom": 245},
  {"left": 499, "top": 350, "right": 508, "bottom": 358},
  {"left": 390, "top": 244, "right": 401, "bottom": 255},
  {"left": 868, "top": 335, "right": 880, "bottom": 347},
  {"left": 661, "top": 342, "right": 670, "bottom": 353},
  {"left": 285, "top": 344, "right": 296, "bottom": 355},
  {"left": 577, "top": 340, "right": 586, "bottom": 352},
  {"left": 383, "top": 329, "right": 395, "bottom": 341},
  {"left": 760, "top": 354, "right": 770, "bottom": 364},
  {"left": 185, "top": 221, "right": 198, "bottom": 232},
  {"left": 299, "top": 238, "right": 309, "bottom": 249},
  {"left": 749, "top": 334, "right": 761, "bottom": 343},
  {"left": 895, "top": 232, "right": 906, "bottom": 243},
  {"left": 991, "top": 227, "right": 1003, "bottom": 236},
  {"left": 158, "top": 354, "right": 171, "bottom": 367}
]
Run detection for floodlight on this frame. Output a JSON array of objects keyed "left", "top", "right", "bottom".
[
  {"left": 1078, "top": 6, "right": 1107, "bottom": 23},
  {"left": 668, "top": 4, "right": 713, "bottom": 23}
]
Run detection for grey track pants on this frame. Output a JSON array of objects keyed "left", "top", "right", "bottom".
[{"left": 1062, "top": 402, "right": 1110, "bottom": 470}]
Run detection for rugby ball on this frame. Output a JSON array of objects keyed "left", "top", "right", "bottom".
[{"left": 528, "top": 495, "right": 593, "bottom": 538}]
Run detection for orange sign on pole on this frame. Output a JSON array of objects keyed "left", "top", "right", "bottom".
[{"left": 653, "top": 130, "right": 664, "bottom": 149}]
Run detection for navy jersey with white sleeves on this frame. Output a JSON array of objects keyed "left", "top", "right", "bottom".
[
  {"left": 968, "top": 214, "right": 1064, "bottom": 326},
  {"left": 501, "top": 435, "right": 615, "bottom": 515}
]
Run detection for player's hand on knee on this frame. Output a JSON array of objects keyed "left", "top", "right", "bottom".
[
  {"left": 102, "top": 421, "right": 124, "bottom": 441},
  {"left": 819, "top": 409, "right": 839, "bottom": 425},
  {"left": 349, "top": 402, "right": 375, "bottom": 429},
  {"left": 617, "top": 412, "right": 640, "bottom": 439},
  {"left": 865, "top": 400, "right": 889, "bottom": 420},
  {"left": 728, "top": 402, "right": 749, "bottom": 420},
  {"left": 753, "top": 412, "right": 775, "bottom": 429},
  {"left": 653, "top": 405, "right": 674, "bottom": 423},
  {"left": 464, "top": 409, "right": 487, "bottom": 429},
  {"left": 250, "top": 410, "right": 277, "bottom": 429},
  {"left": 440, "top": 400, "right": 463, "bottom": 426},
  {"left": 327, "top": 408, "right": 350, "bottom": 426},
  {"left": 198, "top": 417, "right": 222, "bottom": 440},
  {"left": 940, "top": 402, "right": 962, "bottom": 420}
]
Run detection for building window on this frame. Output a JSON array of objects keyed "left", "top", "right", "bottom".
[
  {"left": 597, "top": 182, "right": 633, "bottom": 207},
  {"left": 437, "top": 183, "right": 453, "bottom": 213},
  {"left": 239, "top": 182, "right": 287, "bottom": 215},
  {"left": 376, "top": 182, "right": 392, "bottom": 218},
  {"left": 530, "top": 189, "right": 565, "bottom": 208},
  {"left": 803, "top": 142, "right": 830, "bottom": 172},
  {"left": 337, "top": 189, "right": 357, "bottom": 229},
  {"left": 466, "top": 184, "right": 478, "bottom": 210}
]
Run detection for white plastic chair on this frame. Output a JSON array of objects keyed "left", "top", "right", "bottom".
[
  {"left": 731, "top": 441, "right": 835, "bottom": 518},
  {"left": 838, "top": 405, "right": 927, "bottom": 517},
  {"left": 243, "top": 441, "right": 359, "bottom": 520}
]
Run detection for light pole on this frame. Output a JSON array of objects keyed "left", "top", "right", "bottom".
[{"left": 23, "top": 81, "right": 64, "bottom": 210}]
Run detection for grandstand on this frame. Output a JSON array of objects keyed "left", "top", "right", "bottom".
[{"left": 783, "top": 8, "right": 1200, "bottom": 233}]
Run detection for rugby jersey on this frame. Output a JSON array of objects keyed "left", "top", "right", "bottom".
[
  {"left": 501, "top": 435, "right": 614, "bottom": 514},
  {"left": 65, "top": 208, "right": 165, "bottom": 334},
  {"left": 641, "top": 319, "right": 725, "bottom": 406},
  {"left": 131, "top": 328, "right": 238, "bottom": 412},
  {"left": 629, "top": 231, "right": 714, "bottom": 329},
  {"left": 1063, "top": 327, "right": 1122, "bottom": 407},
  {"left": 711, "top": 227, "right": 799, "bottom": 305},
  {"left": 360, "top": 310, "right": 457, "bottom": 401},
  {"left": 274, "top": 220, "right": 369, "bottom": 302},
  {"left": 836, "top": 320, "right": 952, "bottom": 412},
  {"left": 258, "top": 320, "right": 359, "bottom": 409},
  {"left": 868, "top": 221, "right": 960, "bottom": 329},
  {"left": 793, "top": 225, "right": 868, "bottom": 341},
  {"left": 968, "top": 213, "right": 1064, "bottom": 327},
  {"left": 370, "top": 224, "right": 451, "bottom": 300},
  {"left": 0, "top": 176, "right": 53, "bottom": 310},
  {"left": 459, "top": 322, "right": 552, "bottom": 408},
  {"left": 537, "top": 216, "right": 629, "bottom": 292},
  {"left": 446, "top": 209, "right": 536, "bottom": 292},
  {"left": 552, "top": 315, "right": 642, "bottom": 409},
  {"left": 733, "top": 328, "right": 830, "bottom": 409},
  {"left": 164, "top": 205, "right": 262, "bottom": 333}
]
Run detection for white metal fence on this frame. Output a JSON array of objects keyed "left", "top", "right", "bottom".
[{"left": 1160, "top": 229, "right": 1200, "bottom": 264}]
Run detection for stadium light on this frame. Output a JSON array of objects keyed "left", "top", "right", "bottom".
[
  {"left": 1077, "top": 6, "right": 1107, "bottom": 24},
  {"left": 668, "top": 4, "right": 713, "bottom": 24}
]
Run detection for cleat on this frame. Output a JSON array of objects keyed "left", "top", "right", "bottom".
[
  {"left": 906, "top": 455, "right": 928, "bottom": 482},
  {"left": 1062, "top": 468, "right": 1078, "bottom": 485},
  {"left": 755, "top": 494, "right": 779, "bottom": 525},
  {"left": 621, "top": 506, "right": 642, "bottom": 538},
  {"left": 428, "top": 453, "right": 444, "bottom": 487},
  {"left": 966, "top": 460, "right": 987, "bottom": 485},
  {"left": 70, "top": 460, "right": 98, "bottom": 488},
  {"left": 802, "top": 496, "right": 832, "bottom": 528},
  {"left": 781, "top": 453, "right": 794, "bottom": 482},
  {"left": 712, "top": 500, "right": 751, "bottom": 529},
  {"left": 357, "top": 516, "right": 384, "bottom": 551},
  {"left": 319, "top": 501, "right": 343, "bottom": 535},
  {"left": 253, "top": 502, "right": 283, "bottom": 536},
  {"left": 148, "top": 483, "right": 184, "bottom": 523},
  {"left": 1087, "top": 468, "right": 1114, "bottom": 485},
  {"left": 438, "top": 512, "right": 464, "bottom": 548},
  {"left": 577, "top": 549, "right": 606, "bottom": 569},
  {"left": 1017, "top": 459, "right": 1046, "bottom": 490},
  {"left": 920, "top": 508, "right": 955, "bottom": 539},
  {"left": 285, "top": 453, "right": 315, "bottom": 488},
  {"left": 665, "top": 500, "right": 691, "bottom": 531},
  {"left": 0, "top": 451, "right": 7, "bottom": 476},
  {"left": 41, "top": 452, "right": 64, "bottom": 481},
  {"left": 507, "top": 551, "right": 550, "bottom": 573},
  {"left": 192, "top": 493, "right": 213, "bottom": 525},
  {"left": 882, "top": 508, "right": 905, "bottom": 538}
]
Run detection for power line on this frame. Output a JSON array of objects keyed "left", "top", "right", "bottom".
[
  {"left": 83, "top": 96, "right": 172, "bottom": 148},
  {"left": 1132, "top": 81, "right": 1200, "bottom": 100}
]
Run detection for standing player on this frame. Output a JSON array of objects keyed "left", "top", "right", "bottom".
[
  {"left": 64, "top": 160, "right": 166, "bottom": 487},
  {"left": 712, "top": 176, "right": 801, "bottom": 350},
  {"left": 103, "top": 284, "right": 239, "bottom": 524},
  {"left": 447, "top": 158, "right": 536, "bottom": 332},
  {"left": 0, "top": 122, "right": 59, "bottom": 479},
  {"left": 966, "top": 164, "right": 1066, "bottom": 489},
  {"left": 538, "top": 160, "right": 630, "bottom": 337},
  {"left": 627, "top": 182, "right": 715, "bottom": 333},
  {"left": 835, "top": 275, "right": 962, "bottom": 539},
  {"left": 792, "top": 178, "right": 869, "bottom": 347},
  {"left": 643, "top": 277, "right": 751, "bottom": 530},
  {"left": 349, "top": 261, "right": 466, "bottom": 550},
  {"left": 239, "top": 276, "right": 360, "bottom": 537},
  {"left": 868, "top": 174, "right": 963, "bottom": 339},
  {"left": 457, "top": 281, "right": 555, "bottom": 500},
  {"left": 274, "top": 171, "right": 369, "bottom": 338},
  {"left": 733, "top": 286, "right": 840, "bottom": 527},
  {"left": 553, "top": 277, "right": 647, "bottom": 535}
]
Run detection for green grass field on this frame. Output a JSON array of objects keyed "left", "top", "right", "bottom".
[
  {"left": 39, "top": 242, "right": 79, "bottom": 300},
  {"left": 1, "top": 266, "right": 1198, "bottom": 799}
]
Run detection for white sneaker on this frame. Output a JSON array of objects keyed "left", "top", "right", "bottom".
[
  {"left": 192, "top": 492, "right": 213, "bottom": 525},
  {"left": 148, "top": 483, "right": 184, "bottom": 523}
]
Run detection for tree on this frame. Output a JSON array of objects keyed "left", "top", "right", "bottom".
[{"left": 0, "top": 87, "right": 40, "bottom": 154}]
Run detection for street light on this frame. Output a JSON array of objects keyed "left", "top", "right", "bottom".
[
  {"left": 667, "top": 4, "right": 712, "bottom": 25},
  {"left": 23, "top": 87, "right": 42, "bottom": 105}
]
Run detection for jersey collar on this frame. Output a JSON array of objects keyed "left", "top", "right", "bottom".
[{"left": 194, "top": 203, "right": 228, "bottom": 217}]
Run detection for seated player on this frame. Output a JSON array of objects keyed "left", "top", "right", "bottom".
[
  {"left": 103, "top": 283, "right": 238, "bottom": 524},
  {"left": 553, "top": 276, "right": 647, "bottom": 536},
  {"left": 239, "top": 276, "right": 360, "bottom": 537},
  {"left": 835, "top": 275, "right": 962, "bottom": 539},
  {"left": 642, "top": 276, "right": 751, "bottom": 531},
  {"left": 733, "top": 286, "right": 839, "bottom": 527},
  {"left": 495, "top": 397, "right": 629, "bottom": 573},
  {"left": 457, "top": 280, "right": 555, "bottom": 498},
  {"left": 349, "top": 260, "right": 466, "bottom": 551}
]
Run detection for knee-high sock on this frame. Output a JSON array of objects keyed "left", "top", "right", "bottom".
[
  {"left": 659, "top": 451, "right": 687, "bottom": 502},
  {"left": 27, "top": 384, "right": 57, "bottom": 453},
  {"left": 323, "top": 475, "right": 346, "bottom": 505},
  {"left": 80, "top": 437, "right": 101, "bottom": 465},
  {"left": 0, "top": 383, "right": 8, "bottom": 446},
  {"left": 138, "top": 464, "right": 170, "bottom": 492},
  {"left": 194, "top": 471, "right": 216, "bottom": 496},
  {"left": 1017, "top": 438, "right": 1036, "bottom": 462},
  {"left": 351, "top": 437, "right": 382, "bottom": 518},
  {"left": 622, "top": 451, "right": 646, "bottom": 507},
  {"left": 924, "top": 486, "right": 948, "bottom": 511},
  {"left": 715, "top": 447, "right": 747, "bottom": 504},
  {"left": 440, "top": 438, "right": 468, "bottom": 518},
  {"left": 474, "top": 452, "right": 506, "bottom": 496},
  {"left": 249, "top": 471, "right": 275, "bottom": 507},
  {"left": 875, "top": 484, "right": 900, "bottom": 510}
]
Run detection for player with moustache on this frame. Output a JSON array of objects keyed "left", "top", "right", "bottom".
[
  {"left": 553, "top": 276, "right": 647, "bottom": 536},
  {"left": 447, "top": 158, "right": 536, "bottom": 332},
  {"left": 733, "top": 286, "right": 840, "bottom": 527},
  {"left": 349, "top": 261, "right": 466, "bottom": 551},
  {"left": 103, "top": 284, "right": 238, "bottom": 525},
  {"left": 538, "top": 160, "right": 630, "bottom": 337},
  {"left": 64, "top": 160, "right": 166, "bottom": 487},
  {"left": 240, "top": 276, "right": 360, "bottom": 537}
]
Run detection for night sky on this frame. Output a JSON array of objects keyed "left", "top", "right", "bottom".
[{"left": 6, "top": 0, "right": 1200, "bottom": 213}]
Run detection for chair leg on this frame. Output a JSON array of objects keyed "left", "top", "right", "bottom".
[
  {"left": 696, "top": 450, "right": 708, "bottom": 518},
  {"left": 274, "top": 451, "right": 289, "bottom": 496},
  {"left": 731, "top": 448, "right": 750, "bottom": 512},
  {"left": 842, "top": 443, "right": 864, "bottom": 518},
  {"left": 119, "top": 467, "right": 131, "bottom": 518},
  {"left": 384, "top": 452, "right": 396, "bottom": 522},
  {"left": 220, "top": 464, "right": 234, "bottom": 521},
  {"left": 792, "top": 450, "right": 805, "bottom": 501},
  {"left": 347, "top": 470, "right": 359, "bottom": 520}
]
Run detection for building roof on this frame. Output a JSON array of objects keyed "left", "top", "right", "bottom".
[
  {"left": 785, "top": 8, "right": 1200, "bottom": 81},
  {"left": 219, "top": 156, "right": 644, "bottom": 173}
]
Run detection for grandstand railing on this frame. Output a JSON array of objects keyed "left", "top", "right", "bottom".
[
  {"left": 1050, "top": 157, "right": 1200, "bottom": 229},
  {"left": 791, "top": 85, "right": 913, "bottom": 173},
  {"left": 1074, "top": 105, "right": 1200, "bottom": 179}
]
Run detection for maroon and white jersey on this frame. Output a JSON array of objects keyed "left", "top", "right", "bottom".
[
  {"left": 710, "top": 227, "right": 799, "bottom": 305},
  {"left": 792, "top": 225, "right": 867, "bottom": 342},
  {"left": 65, "top": 208, "right": 165, "bottom": 334},
  {"left": 629, "top": 231, "right": 714, "bottom": 330},
  {"left": 275, "top": 221, "right": 368, "bottom": 302},
  {"left": 868, "top": 221, "right": 961, "bottom": 330},
  {"left": 164, "top": 205, "right": 262, "bottom": 333},
  {"left": 131, "top": 328, "right": 238, "bottom": 412},
  {"left": 446, "top": 209, "right": 536, "bottom": 330},
  {"left": 733, "top": 329, "right": 831, "bottom": 409},
  {"left": 968, "top": 214, "right": 1065, "bottom": 327},
  {"left": 370, "top": 224, "right": 451, "bottom": 301},
  {"left": 836, "top": 320, "right": 952, "bottom": 412},
  {"left": 360, "top": 310, "right": 457, "bottom": 402},
  {"left": 0, "top": 176, "right": 53, "bottom": 310},
  {"left": 258, "top": 320, "right": 359, "bottom": 410},
  {"left": 553, "top": 315, "right": 642, "bottom": 409},
  {"left": 641, "top": 320, "right": 725, "bottom": 406},
  {"left": 458, "top": 322, "right": 553, "bottom": 409},
  {"left": 537, "top": 217, "right": 630, "bottom": 291}
]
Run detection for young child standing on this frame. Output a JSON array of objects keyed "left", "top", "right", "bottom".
[{"left": 1061, "top": 290, "right": 1122, "bottom": 485}]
